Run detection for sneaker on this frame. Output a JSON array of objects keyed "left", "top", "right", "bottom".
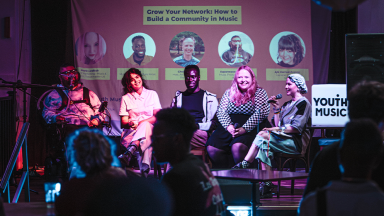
[
  {"left": 259, "top": 181, "right": 276, "bottom": 198},
  {"left": 232, "top": 160, "right": 250, "bottom": 169}
]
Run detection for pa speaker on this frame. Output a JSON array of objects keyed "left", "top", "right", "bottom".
[{"left": 346, "top": 34, "right": 384, "bottom": 94}]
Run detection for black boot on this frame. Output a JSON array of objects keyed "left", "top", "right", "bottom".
[{"left": 118, "top": 144, "right": 138, "bottom": 167}]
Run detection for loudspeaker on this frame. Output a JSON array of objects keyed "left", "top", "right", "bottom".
[{"left": 346, "top": 34, "right": 384, "bottom": 94}]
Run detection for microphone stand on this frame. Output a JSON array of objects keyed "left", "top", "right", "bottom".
[{"left": 0, "top": 78, "right": 65, "bottom": 200}]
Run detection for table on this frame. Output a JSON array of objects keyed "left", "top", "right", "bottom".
[{"left": 211, "top": 169, "right": 308, "bottom": 216}]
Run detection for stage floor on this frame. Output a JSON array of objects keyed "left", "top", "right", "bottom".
[{"left": 4, "top": 168, "right": 306, "bottom": 215}]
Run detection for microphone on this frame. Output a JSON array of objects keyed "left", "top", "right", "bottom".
[
  {"left": 234, "top": 123, "right": 239, "bottom": 129},
  {"left": 267, "top": 94, "right": 282, "bottom": 103}
]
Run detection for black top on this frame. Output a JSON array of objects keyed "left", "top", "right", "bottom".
[
  {"left": 162, "top": 154, "right": 225, "bottom": 216},
  {"left": 181, "top": 89, "right": 205, "bottom": 124}
]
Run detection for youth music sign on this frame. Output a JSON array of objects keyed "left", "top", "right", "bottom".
[{"left": 312, "top": 84, "right": 349, "bottom": 127}]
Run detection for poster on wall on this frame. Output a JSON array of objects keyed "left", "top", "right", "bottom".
[{"left": 71, "top": 0, "right": 313, "bottom": 135}]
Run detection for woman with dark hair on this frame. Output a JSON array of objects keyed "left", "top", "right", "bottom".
[
  {"left": 206, "top": 66, "right": 270, "bottom": 168},
  {"left": 56, "top": 128, "right": 129, "bottom": 216},
  {"left": 277, "top": 34, "right": 304, "bottom": 67},
  {"left": 118, "top": 68, "right": 161, "bottom": 177}
]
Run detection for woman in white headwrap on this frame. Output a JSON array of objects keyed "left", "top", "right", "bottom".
[{"left": 234, "top": 74, "right": 311, "bottom": 170}]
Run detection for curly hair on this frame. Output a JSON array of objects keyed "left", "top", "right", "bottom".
[
  {"left": 229, "top": 65, "right": 260, "bottom": 106},
  {"left": 121, "top": 68, "right": 149, "bottom": 95},
  {"left": 277, "top": 34, "right": 304, "bottom": 66},
  {"left": 70, "top": 129, "right": 114, "bottom": 176}
]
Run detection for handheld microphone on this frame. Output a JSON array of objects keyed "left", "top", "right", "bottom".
[
  {"left": 234, "top": 123, "right": 239, "bottom": 129},
  {"left": 267, "top": 94, "right": 282, "bottom": 103}
]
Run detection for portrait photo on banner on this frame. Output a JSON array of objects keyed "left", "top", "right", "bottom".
[
  {"left": 75, "top": 32, "right": 107, "bottom": 65},
  {"left": 123, "top": 33, "right": 156, "bottom": 67},
  {"left": 269, "top": 31, "right": 306, "bottom": 68},
  {"left": 169, "top": 31, "right": 205, "bottom": 67},
  {"left": 218, "top": 31, "right": 254, "bottom": 68}
]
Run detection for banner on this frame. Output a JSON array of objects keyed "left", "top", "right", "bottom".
[{"left": 71, "top": 0, "right": 313, "bottom": 135}]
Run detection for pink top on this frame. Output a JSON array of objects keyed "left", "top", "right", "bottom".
[{"left": 119, "top": 87, "right": 161, "bottom": 125}]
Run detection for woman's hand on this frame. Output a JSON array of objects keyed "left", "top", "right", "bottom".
[
  {"left": 262, "top": 127, "right": 280, "bottom": 132},
  {"left": 268, "top": 95, "right": 280, "bottom": 109},
  {"left": 234, "top": 127, "right": 246, "bottom": 137},
  {"left": 130, "top": 121, "right": 138, "bottom": 130},
  {"left": 226, "top": 125, "right": 236, "bottom": 137}
]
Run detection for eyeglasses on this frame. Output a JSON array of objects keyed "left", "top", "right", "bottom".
[{"left": 60, "top": 69, "right": 78, "bottom": 77}]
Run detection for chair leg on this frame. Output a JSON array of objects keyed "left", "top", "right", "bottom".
[
  {"left": 277, "top": 180, "right": 281, "bottom": 198},
  {"left": 157, "top": 164, "right": 162, "bottom": 179},
  {"left": 153, "top": 164, "right": 158, "bottom": 178},
  {"left": 290, "top": 159, "right": 297, "bottom": 195}
]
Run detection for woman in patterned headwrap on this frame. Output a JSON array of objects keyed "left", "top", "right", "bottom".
[{"left": 234, "top": 73, "right": 312, "bottom": 170}]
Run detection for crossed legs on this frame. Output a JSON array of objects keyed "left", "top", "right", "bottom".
[{"left": 236, "top": 131, "right": 272, "bottom": 170}]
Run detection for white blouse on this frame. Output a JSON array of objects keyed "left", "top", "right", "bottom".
[{"left": 119, "top": 87, "right": 161, "bottom": 125}]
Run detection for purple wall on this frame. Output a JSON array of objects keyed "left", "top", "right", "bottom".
[{"left": 358, "top": 0, "right": 384, "bottom": 33}]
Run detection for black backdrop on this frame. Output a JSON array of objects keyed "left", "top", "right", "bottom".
[{"left": 28, "top": 0, "right": 74, "bottom": 166}]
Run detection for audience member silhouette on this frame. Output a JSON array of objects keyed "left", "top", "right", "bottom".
[
  {"left": 299, "top": 118, "right": 384, "bottom": 216},
  {"left": 304, "top": 81, "right": 384, "bottom": 197}
]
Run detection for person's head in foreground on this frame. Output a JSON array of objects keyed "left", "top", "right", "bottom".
[
  {"left": 286, "top": 73, "right": 308, "bottom": 98},
  {"left": 184, "top": 65, "right": 200, "bottom": 93},
  {"left": 58, "top": 63, "right": 80, "bottom": 90},
  {"left": 230, "top": 65, "right": 259, "bottom": 106},
  {"left": 229, "top": 35, "right": 242, "bottom": 50},
  {"left": 339, "top": 118, "right": 384, "bottom": 179},
  {"left": 152, "top": 108, "right": 197, "bottom": 165},
  {"left": 66, "top": 128, "right": 124, "bottom": 178},
  {"left": 77, "top": 32, "right": 106, "bottom": 64},
  {"left": 348, "top": 80, "right": 384, "bottom": 127},
  {"left": 180, "top": 36, "right": 196, "bottom": 59},
  {"left": 121, "top": 68, "right": 149, "bottom": 95},
  {"left": 277, "top": 34, "right": 304, "bottom": 67}
]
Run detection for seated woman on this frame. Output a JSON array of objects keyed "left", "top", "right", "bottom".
[
  {"left": 206, "top": 66, "right": 270, "bottom": 168},
  {"left": 118, "top": 68, "right": 162, "bottom": 177},
  {"left": 56, "top": 128, "right": 129, "bottom": 216},
  {"left": 235, "top": 73, "right": 311, "bottom": 169}
]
